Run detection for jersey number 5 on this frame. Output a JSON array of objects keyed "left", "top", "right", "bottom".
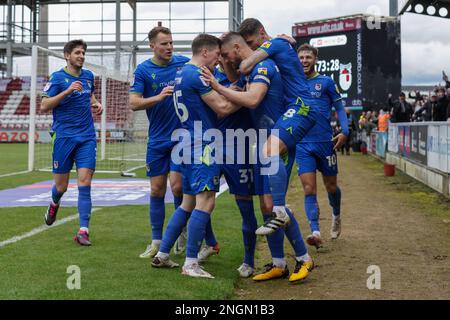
[{"left": 173, "top": 90, "right": 189, "bottom": 123}]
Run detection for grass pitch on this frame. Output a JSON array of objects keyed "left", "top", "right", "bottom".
[{"left": 0, "top": 143, "right": 259, "bottom": 300}]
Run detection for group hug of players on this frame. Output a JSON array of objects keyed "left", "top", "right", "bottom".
[{"left": 41, "top": 18, "right": 349, "bottom": 283}]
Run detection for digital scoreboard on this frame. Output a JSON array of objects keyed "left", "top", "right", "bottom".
[{"left": 293, "top": 15, "right": 401, "bottom": 111}]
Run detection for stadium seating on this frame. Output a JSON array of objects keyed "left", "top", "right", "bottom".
[{"left": 0, "top": 76, "right": 131, "bottom": 131}]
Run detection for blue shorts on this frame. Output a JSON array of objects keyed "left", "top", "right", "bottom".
[
  {"left": 181, "top": 162, "right": 221, "bottom": 195},
  {"left": 296, "top": 141, "right": 338, "bottom": 176},
  {"left": 52, "top": 135, "right": 96, "bottom": 174},
  {"left": 146, "top": 140, "right": 181, "bottom": 177},
  {"left": 220, "top": 163, "right": 254, "bottom": 196},
  {"left": 273, "top": 102, "right": 319, "bottom": 151},
  {"left": 252, "top": 143, "right": 296, "bottom": 196}
]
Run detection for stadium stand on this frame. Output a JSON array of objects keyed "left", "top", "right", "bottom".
[{"left": 0, "top": 76, "right": 131, "bottom": 131}]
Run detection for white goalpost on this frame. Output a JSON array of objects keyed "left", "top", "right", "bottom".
[{"left": 28, "top": 45, "right": 148, "bottom": 174}]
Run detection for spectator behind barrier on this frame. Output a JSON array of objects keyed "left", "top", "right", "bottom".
[
  {"left": 388, "top": 92, "right": 413, "bottom": 123},
  {"left": 378, "top": 108, "right": 390, "bottom": 132},
  {"left": 435, "top": 88, "right": 448, "bottom": 121}
]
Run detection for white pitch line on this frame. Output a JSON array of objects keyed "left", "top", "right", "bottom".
[
  {"left": 0, "top": 208, "right": 101, "bottom": 248},
  {"left": 0, "top": 170, "right": 30, "bottom": 178}
]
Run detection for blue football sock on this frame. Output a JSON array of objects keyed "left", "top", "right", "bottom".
[
  {"left": 328, "top": 187, "right": 341, "bottom": 217},
  {"left": 174, "top": 196, "right": 182, "bottom": 210},
  {"left": 305, "top": 194, "right": 320, "bottom": 233},
  {"left": 150, "top": 196, "right": 165, "bottom": 241},
  {"left": 51, "top": 185, "right": 64, "bottom": 204},
  {"left": 264, "top": 214, "right": 285, "bottom": 259},
  {"left": 204, "top": 219, "right": 217, "bottom": 247},
  {"left": 284, "top": 207, "right": 307, "bottom": 257},
  {"left": 236, "top": 199, "right": 257, "bottom": 267},
  {"left": 78, "top": 186, "right": 92, "bottom": 229},
  {"left": 186, "top": 209, "right": 211, "bottom": 259},
  {"left": 159, "top": 207, "right": 191, "bottom": 254},
  {"left": 267, "top": 155, "right": 287, "bottom": 206}
]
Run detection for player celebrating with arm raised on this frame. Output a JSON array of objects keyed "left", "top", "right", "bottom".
[
  {"left": 296, "top": 44, "right": 348, "bottom": 248},
  {"left": 129, "top": 27, "right": 189, "bottom": 259},
  {"left": 201, "top": 32, "right": 313, "bottom": 283},
  {"left": 41, "top": 39, "right": 103, "bottom": 246},
  {"left": 151, "top": 34, "right": 239, "bottom": 279},
  {"left": 237, "top": 18, "right": 321, "bottom": 236}
]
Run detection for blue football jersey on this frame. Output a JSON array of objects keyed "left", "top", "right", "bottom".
[
  {"left": 173, "top": 63, "right": 217, "bottom": 144},
  {"left": 129, "top": 55, "right": 189, "bottom": 143},
  {"left": 244, "top": 59, "right": 285, "bottom": 131},
  {"left": 257, "top": 38, "right": 314, "bottom": 106},
  {"left": 301, "top": 73, "right": 342, "bottom": 143},
  {"left": 42, "top": 67, "right": 95, "bottom": 138},
  {"left": 214, "top": 67, "right": 252, "bottom": 133}
]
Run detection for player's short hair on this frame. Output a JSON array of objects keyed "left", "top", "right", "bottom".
[
  {"left": 298, "top": 43, "right": 318, "bottom": 57},
  {"left": 148, "top": 26, "right": 171, "bottom": 43},
  {"left": 63, "top": 39, "right": 87, "bottom": 56},
  {"left": 191, "top": 33, "right": 221, "bottom": 55},
  {"left": 220, "top": 32, "right": 245, "bottom": 46},
  {"left": 238, "top": 18, "right": 264, "bottom": 38}
]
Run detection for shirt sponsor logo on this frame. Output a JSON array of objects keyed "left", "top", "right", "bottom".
[
  {"left": 261, "top": 41, "right": 272, "bottom": 49},
  {"left": 257, "top": 68, "right": 268, "bottom": 75}
]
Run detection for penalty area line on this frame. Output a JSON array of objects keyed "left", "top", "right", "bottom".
[{"left": 0, "top": 208, "right": 101, "bottom": 249}]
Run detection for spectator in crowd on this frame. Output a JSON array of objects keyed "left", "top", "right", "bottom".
[
  {"left": 388, "top": 92, "right": 413, "bottom": 123},
  {"left": 414, "top": 92, "right": 437, "bottom": 122},
  {"left": 408, "top": 90, "right": 423, "bottom": 103},
  {"left": 340, "top": 108, "right": 356, "bottom": 155},
  {"left": 378, "top": 108, "right": 390, "bottom": 132},
  {"left": 435, "top": 88, "right": 448, "bottom": 121}
]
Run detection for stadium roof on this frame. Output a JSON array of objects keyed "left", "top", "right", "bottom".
[
  {"left": 399, "top": 0, "right": 450, "bottom": 19},
  {"left": 0, "top": 0, "right": 225, "bottom": 7}
]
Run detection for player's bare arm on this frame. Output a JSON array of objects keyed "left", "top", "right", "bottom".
[
  {"left": 40, "top": 80, "right": 82, "bottom": 112},
  {"left": 129, "top": 85, "right": 174, "bottom": 111},
  {"left": 201, "top": 90, "right": 241, "bottom": 118},
  {"left": 202, "top": 67, "right": 267, "bottom": 109},
  {"left": 239, "top": 50, "right": 269, "bottom": 75},
  {"left": 90, "top": 94, "right": 103, "bottom": 116}
]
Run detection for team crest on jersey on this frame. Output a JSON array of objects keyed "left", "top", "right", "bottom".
[
  {"left": 315, "top": 83, "right": 322, "bottom": 91},
  {"left": 339, "top": 63, "right": 352, "bottom": 91},
  {"left": 53, "top": 161, "right": 59, "bottom": 169},
  {"left": 261, "top": 41, "right": 271, "bottom": 49},
  {"left": 257, "top": 68, "right": 268, "bottom": 75},
  {"left": 43, "top": 82, "right": 52, "bottom": 92}
]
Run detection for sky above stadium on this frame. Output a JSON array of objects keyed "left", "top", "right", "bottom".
[{"left": 244, "top": 0, "right": 449, "bottom": 85}]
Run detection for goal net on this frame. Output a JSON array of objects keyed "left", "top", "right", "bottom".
[{"left": 28, "top": 45, "right": 147, "bottom": 174}]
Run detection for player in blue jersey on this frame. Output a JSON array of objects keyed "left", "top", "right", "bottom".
[
  {"left": 296, "top": 44, "right": 349, "bottom": 248},
  {"left": 41, "top": 40, "right": 103, "bottom": 246},
  {"left": 201, "top": 32, "right": 313, "bottom": 283},
  {"left": 202, "top": 59, "right": 257, "bottom": 278},
  {"left": 237, "top": 19, "right": 344, "bottom": 238},
  {"left": 129, "top": 27, "right": 190, "bottom": 259},
  {"left": 151, "top": 34, "right": 240, "bottom": 278}
]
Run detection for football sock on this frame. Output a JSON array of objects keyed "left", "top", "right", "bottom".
[
  {"left": 264, "top": 214, "right": 285, "bottom": 259},
  {"left": 204, "top": 218, "right": 217, "bottom": 247},
  {"left": 150, "top": 196, "right": 165, "bottom": 241},
  {"left": 267, "top": 155, "right": 287, "bottom": 206},
  {"left": 305, "top": 194, "right": 320, "bottom": 233},
  {"left": 186, "top": 209, "right": 210, "bottom": 259},
  {"left": 284, "top": 207, "right": 308, "bottom": 257},
  {"left": 159, "top": 207, "right": 191, "bottom": 254},
  {"left": 272, "top": 258, "right": 286, "bottom": 269},
  {"left": 174, "top": 196, "right": 182, "bottom": 210},
  {"left": 236, "top": 199, "right": 257, "bottom": 268},
  {"left": 78, "top": 186, "right": 92, "bottom": 229},
  {"left": 51, "top": 185, "right": 64, "bottom": 204},
  {"left": 328, "top": 187, "right": 341, "bottom": 217},
  {"left": 296, "top": 253, "right": 311, "bottom": 263}
]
